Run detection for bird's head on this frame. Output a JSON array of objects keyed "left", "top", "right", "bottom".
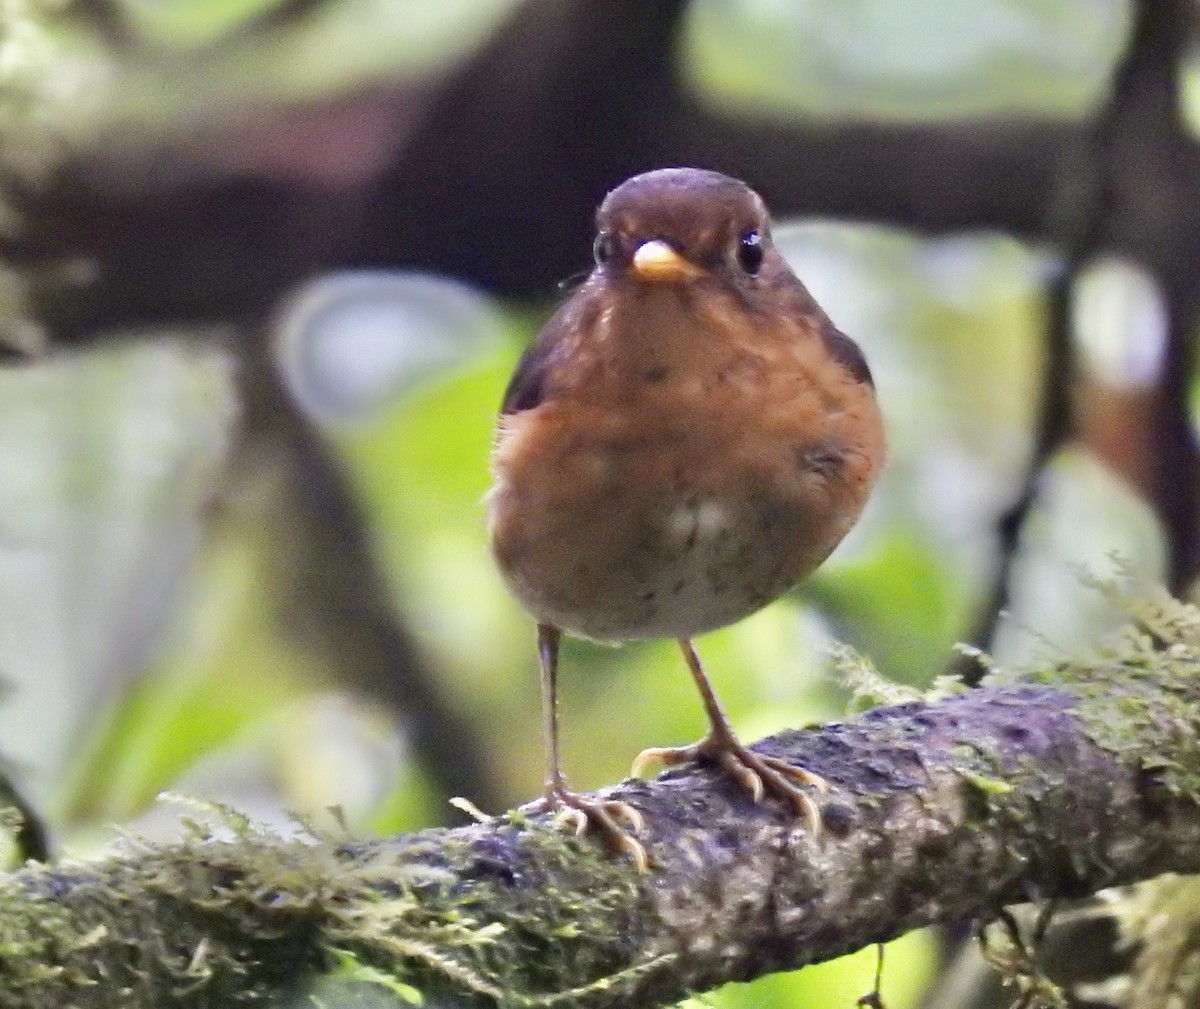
[{"left": 591, "top": 168, "right": 781, "bottom": 290}]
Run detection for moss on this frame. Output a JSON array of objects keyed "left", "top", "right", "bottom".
[
  {"left": 0, "top": 806, "right": 651, "bottom": 1006},
  {"left": 4, "top": 578, "right": 1199, "bottom": 1008},
  {"left": 933, "top": 579, "right": 1200, "bottom": 825},
  {"left": 0, "top": 801, "right": 342, "bottom": 1007},
  {"left": 1021, "top": 642, "right": 1200, "bottom": 802},
  {"left": 959, "top": 772, "right": 1014, "bottom": 796},
  {"left": 321, "top": 820, "right": 667, "bottom": 1006}
]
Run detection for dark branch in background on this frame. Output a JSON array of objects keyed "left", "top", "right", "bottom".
[
  {"left": 61, "top": 0, "right": 132, "bottom": 47},
  {"left": 6, "top": 0, "right": 1200, "bottom": 816},
  {"left": 359, "top": 0, "right": 695, "bottom": 295},
  {"left": 1, "top": 0, "right": 1080, "bottom": 338},
  {"left": 235, "top": 359, "right": 506, "bottom": 815},
  {"left": 1134, "top": 2, "right": 1200, "bottom": 594},
  {"left": 952, "top": 0, "right": 1149, "bottom": 685},
  {"left": 1, "top": 621, "right": 1199, "bottom": 1009},
  {"left": 1155, "top": 274, "right": 1200, "bottom": 593},
  {"left": 10, "top": 0, "right": 1187, "bottom": 346},
  {"left": 1095, "top": 0, "right": 1200, "bottom": 594},
  {"left": 922, "top": 0, "right": 1200, "bottom": 683},
  {"left": 950, "top": 238, "right": 1077, "bottom": 688}
]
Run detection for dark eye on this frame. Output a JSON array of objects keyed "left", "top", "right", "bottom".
[
  {"left": 593, "top": 233, "right": 615, "bottom": 266},
  {"left": 736, "top": 231, "right": 764, "bottom": 275}
]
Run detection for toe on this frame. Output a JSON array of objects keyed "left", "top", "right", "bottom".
[
  {"left": 795, "top": 792, "right": 822, "bottom": 836},
  {"left": 629, "top": 749, "right": 660, "bottom": 778},
  {"left": 542, "top": 792, "right": 651, "bottom": 870},
  {"left": 769, "top": 759, "right": 830, "bottom": 793},
  {"left": 717, "top": 750, "right": 765, "bottom": 803},
  {"left": 631, "top": 745, "right": 694, "bottom": 778},
  {"left": 615, "top": 833, "right": 650, "bottom": 873},
  {"left": 553, "top": 806, "right": 590, "bottom": 836},
  {"left": 607, "top": 801, "right": 645, "bottom": 833}
]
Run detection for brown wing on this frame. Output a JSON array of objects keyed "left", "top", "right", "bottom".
[
  {"left": 498, "top": 296, "right": 583, "bottom": 415},
  {"left": 820, "top": 324, "right": 874, "bottom": 387},
  {"left": 500, "top": 338, "right": 555, "bottom": 414},
  {"left": 764, "top": 264, "right": 874, "bottom": 389}
]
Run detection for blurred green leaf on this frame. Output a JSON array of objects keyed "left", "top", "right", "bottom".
[
  {"left": 121, "top": 0, "right": 286, "bottom": 46},
  {"left": 685, "top": 0, "right": 1129, "bottom": 120},
  {"left": 104, "top": 0, "right": 523, "bottom": 121},
  {"left": 707, "top": 928, "right": 936, "bottom": 1009},
  {"left": 57, "top": 526, "right": 313, "bottom": 825},
  {"left": 809, "top": 528, "right": 965, "bottom": 687},
  {"left": 334, "top": 339, "right": 538, "bottom": 800},
  {"left": 0, "top": 338, "right": 236, "bottom": 806},
  {"left": 993, "top": 449, "right": 1165, "bottom": 666}
]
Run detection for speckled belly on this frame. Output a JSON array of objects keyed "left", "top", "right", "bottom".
[
  {"left": 586, "top": 493, "right": 804, "bottom": 639},
  {"left": 489, "top": 471, "right": 827, "bottom": 642}
]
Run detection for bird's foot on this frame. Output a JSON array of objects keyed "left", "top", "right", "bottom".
[
  {"left": 527, "top": 787, "right": 649, "bottom": 872},
  {"left": 632, "top": 734, "right": 827, "bottom": 835}
]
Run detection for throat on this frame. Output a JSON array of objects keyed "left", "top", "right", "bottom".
[{"left": 601, "top": 285, "right": 729, "bottom": 378}]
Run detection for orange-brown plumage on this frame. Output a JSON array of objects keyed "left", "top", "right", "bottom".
[{"left": 487, "top": 167, "right": 884, "bottom": 868}]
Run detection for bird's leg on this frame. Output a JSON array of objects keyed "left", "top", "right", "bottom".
[
  {"left": 632, "top": 638, "right": 828, "bottom": 834},
  {"left": 537, "top": 623, "right": 567, "bottom": 799},
  {"left": 526, "top": 623, "right": 648, "bottom": 870}
]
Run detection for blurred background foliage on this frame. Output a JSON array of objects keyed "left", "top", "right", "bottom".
[{"left": 0, "top": 0, "right": 1186, "bottom": 1005}]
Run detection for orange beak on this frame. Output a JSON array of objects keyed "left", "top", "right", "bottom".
[{"left": 631, "top": 240, "right": 704, "bottom": 283}]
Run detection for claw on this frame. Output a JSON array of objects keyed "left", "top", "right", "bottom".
[
  {"left": 774, "top": 760, "right": 830, "bottom": 793},
  {"left": 752, "top": 755, "right": 825, "bottom": 835},
  {"left": 536, "top": 790, "right": 650, "bottom": 871},
  {"left": 718, "top": 750, "right": 765, "bottom": 803},
  {"left": 631, "top": 746, "right": 682, "bottom": 778},
  {"left": 611, "top": 801, "right": 645, "bottom": 833},
  {"left": 554, "top": 806, "right": 590, "bottom": 836},
  {"left": 613, "top": 832, "right": 650, "bottom": 874},
  {"left": 796, "top": 792, "right": 822, "bottom": 837},
  {"left": 631, "top": 731, "right": 827, "bottom": 835}
]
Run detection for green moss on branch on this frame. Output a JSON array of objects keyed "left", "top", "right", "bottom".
[{"left": 3, "top": 597, "right": 1200, "bottom": 1007}]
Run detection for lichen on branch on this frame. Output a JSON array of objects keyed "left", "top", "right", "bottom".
[{"left": 3, "top": 587, "right": 1200, "bottom": 1008}]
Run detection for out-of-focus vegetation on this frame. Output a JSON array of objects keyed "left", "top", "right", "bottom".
[
  {"left": 685, "top": 0, "right": 1129, "bottom": 119},
  {"left": 0, "top": 0, "right": 1176, "bottom": 1005}
]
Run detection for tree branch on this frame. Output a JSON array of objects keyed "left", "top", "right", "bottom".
[{"left": 4, "top": 592, "right": 1200, "bottom": 1008}]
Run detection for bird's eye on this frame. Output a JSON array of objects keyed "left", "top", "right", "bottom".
[
  {"left": 593, "top": 233, "right": 615, "bottom": 266},
  {"left": 736, "top": 231, "right": 764, "bottom": 275}
]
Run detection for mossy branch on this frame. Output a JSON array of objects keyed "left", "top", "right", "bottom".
[{"left": 4, "top": 593, "right": 1200, "bottom": 1008}]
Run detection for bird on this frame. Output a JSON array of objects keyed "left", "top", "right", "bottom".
[{"left": 486, "top": 167, "right": 884, "bottom": 869}]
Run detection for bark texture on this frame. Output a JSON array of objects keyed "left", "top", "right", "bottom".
[{"left": 2, "top": 594, "right": 1199, "bottom": 1008}]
